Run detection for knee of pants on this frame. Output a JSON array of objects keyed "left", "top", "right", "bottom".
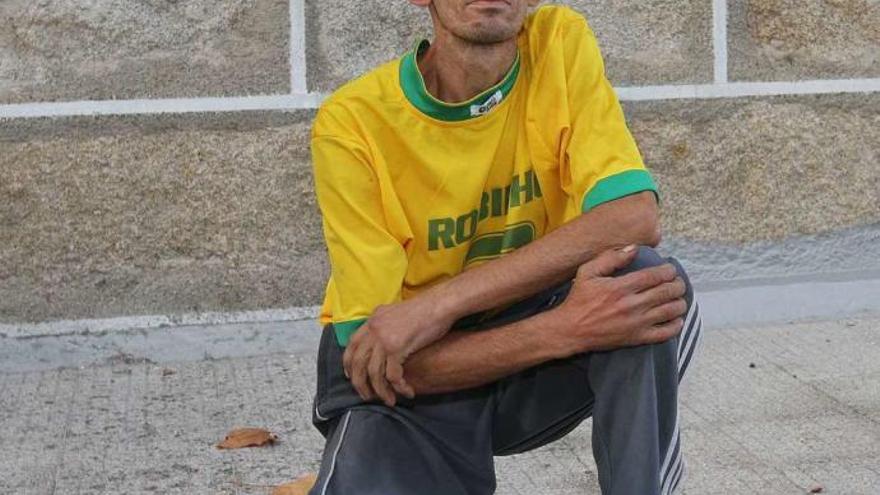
[
  {"left": 614, "top": 246, "right": 694, "bottom": 305},
  {"left": 606, "top": 246, "right": 702, "bottom": 377}
]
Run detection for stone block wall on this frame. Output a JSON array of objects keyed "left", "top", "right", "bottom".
[{"left": 1, "top": 0, "right": 878, "bottom": 323}]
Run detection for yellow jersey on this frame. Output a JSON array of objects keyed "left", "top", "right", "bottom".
[{"left": 311, "top": 5, "right": 657, "bottom": 346}]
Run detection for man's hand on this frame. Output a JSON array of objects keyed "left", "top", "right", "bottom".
[
  {"left": 342, "top": 296, "right": 457, "bottom": 406},
  {"left": 548, "top": 245, "right": 688, "bottom": 357},
  {"left": 341, "top": 321, "right": 409, "bottom": 407}
]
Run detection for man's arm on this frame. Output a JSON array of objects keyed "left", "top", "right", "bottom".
[
  {"left": 366, "top": 191, "right": 657, "bottom": 347},
  {"left": 344, "top": 192, "right": 659, "bottom": 404},
  {"left": 430, "top": 191, "right": 660, "bottom": 331},
  {"left": 402, "top": 313, "right": 564, "bottom": 395},
  {"left": 395, "top": 247, "right": 685, "bottom": 395}
]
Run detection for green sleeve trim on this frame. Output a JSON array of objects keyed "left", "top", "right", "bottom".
[
  {"left": 332, "top": 318, "right": 368, "bottom": 347},
  {"left": 581, "top": 169, "right": 659, "bottom": 213}
]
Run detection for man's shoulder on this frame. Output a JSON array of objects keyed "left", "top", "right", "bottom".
[
  {"left": 524, "top": 4, "right": 589, "bottom": 41},
  {"left": 326, "top": 57, "right": 400, "bottom": 104},
  {"left": 521, "top": 4, "right": 603, "bottom": 92},
  {"left": 528, "top": 4, "right": 585, "bottom": 26},
  {"left": 314, "top": 59, "right": 402, "bottom": 137}
]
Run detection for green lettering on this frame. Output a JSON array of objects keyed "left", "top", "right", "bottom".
[
  {"left": 532, "top": 169, "right": 543, "bottom": 198},
  {"left": 491, "top": 187, "right": 504, "bottom": 217},
  {"left": 509, "top": 173, "right": 525, "bottom": 207},
  {"left": 479, "top": 192, "right": 490, "bottom": 221},
  {"left": 455, "top": 209, "right": 479, "bottom": 244},
  {"left": 428, "top": 218, "right": 456, "bottom": 251},
  {"left": 523, "top": 170, "right": 535, "bottom": 203}
]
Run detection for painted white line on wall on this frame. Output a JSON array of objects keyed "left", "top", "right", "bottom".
[
  {"left": 615, "top": 78, "right": 880, "bottom": 101},
  {"left": 712, "top": 0, "right": 729, "bottom": 84},
  {"left": 289, "top": 0, "right": 309, "bottom": 94},
  {"left": 2, "top": 79, "right": 880, "bottom": 119},
  {"left": 0, "top": 94, "right": 325, "bottom": 119},
  {"left": 0, "top": 306, "right": 322, "bottom": 340}
]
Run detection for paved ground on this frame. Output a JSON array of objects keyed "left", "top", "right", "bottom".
[{"left": 1, "top": 315, "right": 879, "bottom": 494}]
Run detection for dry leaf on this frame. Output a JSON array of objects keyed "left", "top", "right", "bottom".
[
  {"left": 272, "top": 474, "right": 318, "bottom": 495},
  {"left": 216, "top": 427, "right": 278, "bottom": 449}
]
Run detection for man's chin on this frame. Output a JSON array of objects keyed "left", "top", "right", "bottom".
[
  {"left": 460, "top": 21, "right": 520, "bottom": 44},
  {"left": 468, "top": 0, "right": 512, "bottom": 9}
]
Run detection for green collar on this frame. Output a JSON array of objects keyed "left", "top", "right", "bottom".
[{"left": 399, "top": 39, "right": 521, "bottom": 122}]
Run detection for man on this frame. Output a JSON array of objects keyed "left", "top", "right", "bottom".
[{"left": 308, "top": 1, "right": 703, "bottom": 494}]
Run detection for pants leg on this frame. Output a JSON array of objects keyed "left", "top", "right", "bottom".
[
  {"left": 491, "top": 247, "right": 703, "bottom": 495},
  {"left": 310, "top": 322, "right": 498, "bottom": 495},
  {"left": 587, "top": 249, "right": 702, "bottom": 495},
  {"left": 308, "top": 401, "right": 496, "bottom": 495}
]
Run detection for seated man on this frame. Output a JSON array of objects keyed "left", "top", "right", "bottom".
[{"left": 308, "top": 1, "right": 703, "bottom": 494}]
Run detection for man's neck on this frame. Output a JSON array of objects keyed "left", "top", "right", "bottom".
[{"left": 417, "top": 31, "right": 518, "bottom": 104}]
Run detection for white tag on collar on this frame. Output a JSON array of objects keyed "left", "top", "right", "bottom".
[{"left": 470, "top": 90, "right": 504, "bottom": 117}]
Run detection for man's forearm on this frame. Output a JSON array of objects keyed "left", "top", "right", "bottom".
[
  {"left": 403, "top": 310, "right": 566, "bottom": 395},
  {"left": 342, "top": 191, "right": 660, "bottom": 399},
  {"left": 429, "top": 192, "right": 659, "bottom": 321}
]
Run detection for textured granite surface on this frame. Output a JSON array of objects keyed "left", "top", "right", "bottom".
[
  {"left": 0, "top": 0, "right": 290, "bottom": 103},
  {"left": 626, "top": 93, "right": 880, "bottom": 243},
  {"left": 729, "top": 0, "right": 880, "bottom": 81},
  {"left": 550, "top": 0, "right": 713, "bottom": 85},
  {"left": 0, "top": 112, "right": 326, "bottom": 322}
]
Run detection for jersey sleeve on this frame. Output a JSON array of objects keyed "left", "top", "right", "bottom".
[
  {"left": 311, "top": 133, "right": 408, "bottom": 346},
  {"left": 559, "top": 16, "right": 659, "bottom": 213}
]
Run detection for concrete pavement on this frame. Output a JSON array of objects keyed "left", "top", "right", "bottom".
[{"left": 2, "top": 316, "right": 879, "bottom": 494}]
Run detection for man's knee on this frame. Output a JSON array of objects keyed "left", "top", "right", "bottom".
[
  {"left": 610, "top": 247, "right": 702, "bottom": 381},
  {"left": 614, "top": 246, "right": 694, "bottom": 305},
  {"left": 598, "top": 246, "right": 700, "bottom": 369},
  {"left": 615, "top": 245, "right": 666, "bottom": 274}
]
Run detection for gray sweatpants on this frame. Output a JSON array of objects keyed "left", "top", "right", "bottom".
[{"left": 309, "top": 246, "right": 704, "bottom": 495}]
